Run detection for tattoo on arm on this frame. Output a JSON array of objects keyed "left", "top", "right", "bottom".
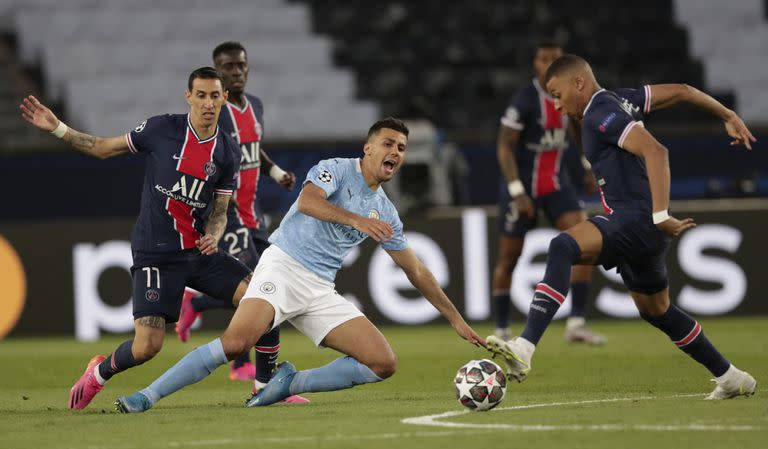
[
  {"left": 205, "top": 194, "right": 229, "bottom": 241},
  {"left": 136, "top": 316, "right": 166, "bottom": 329},
  {"left": 62, "top": 129, "right": 97, "bottom": 155}
]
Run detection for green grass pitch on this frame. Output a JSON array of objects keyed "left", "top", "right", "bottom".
[{"left": 1, "top": 317, "right": 766, "bottom": 449}]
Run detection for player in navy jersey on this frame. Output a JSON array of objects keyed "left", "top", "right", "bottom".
[
  {"left": 174, "top": 43, "right": 302, "bottom": 398},
  {"left": 115, "top": 118, "right": 486, "bottom": 413},
  {"left": 487, "top": 55, "right": 757, "bottom": 399},
  {"left": 20, "top": 67, "right": 258, "bottom": 410},
  {"left": 494, "top": 41, "right": 603, "bottom": 344}
]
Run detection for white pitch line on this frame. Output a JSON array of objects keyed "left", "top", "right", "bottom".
[{"left": 401, "top": 393, "right": 764, "bottom": 431}]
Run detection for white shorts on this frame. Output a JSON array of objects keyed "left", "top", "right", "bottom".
[{"left": 242, "top": 245, "right": 364, "bottom": 346}]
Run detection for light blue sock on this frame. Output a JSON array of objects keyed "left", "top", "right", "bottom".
[
  {"left": 288, "top": 356, "right": 383, "bottom": 395},
  {"left": 140, "top": 339, "right": 227, "bottom": 404}
]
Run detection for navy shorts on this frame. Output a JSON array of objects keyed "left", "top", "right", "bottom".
[
  {"left": 498, "top": 185, "right": 583, "bottom": 237},
  {"left": 131, "top": 249, "right": 251, "bottom": 322},
  {"left": 588, "top": 211, "right": 671, "bottom": 294}
]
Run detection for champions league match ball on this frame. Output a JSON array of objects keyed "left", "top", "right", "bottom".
[{"left": 454, "top": 359, "right": 507, "bottom": 411}]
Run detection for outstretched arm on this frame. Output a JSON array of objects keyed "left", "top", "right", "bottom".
[
  {"left": 297, "top": 183, "right": 393, "bottom": 242},
  {"left": 19, "top": 95, "right": 130, "bottom": 159},
  {"left": 647, "top": 84, "right": 756, "bottom": 149},
  {"left": 387, "top": 247, "right": 485, "bottom": 347}
]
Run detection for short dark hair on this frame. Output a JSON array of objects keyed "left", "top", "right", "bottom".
[
  {"left": 187, "top": 67, "right": 224, "bottom": 91},
  {"left": 367, "top": 117, "right": 409, "bottom": 140},
  {"left": 544, "top": 54, "right": 589, "bottom": 85},
  {"left": 213, "top": 41, "right": 247, "bottom": 61}
]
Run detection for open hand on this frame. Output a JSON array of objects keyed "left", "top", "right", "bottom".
[
  {"left": 352, "top": 216, "right": 393, "bottom": 242},
  {"left": 656, "top": 216, "right": 696, "bottom": 237},
  {"left": 19, "top": 95, "right": 59, "bottom": 132},
  {"left": 514, "top": 194, "right": 535, "bottom": 219},
  {"left": 724, "top": 113, "right": 756, "bottom": 150}
]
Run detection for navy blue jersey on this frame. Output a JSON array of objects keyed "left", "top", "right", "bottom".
[
  {"left": 500, "top": 78, "right": 572, "bottom": 198},
  {"left": 581, "top": 86, "right": 652, "bottom": 214},
  {"left": 218, "top": 93, "right": 267, "bottom": 239},
  {"left": 126, "top": 114, "right": 240, "bottom": 252}
]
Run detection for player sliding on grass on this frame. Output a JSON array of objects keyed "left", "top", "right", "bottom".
[
  {"left": 115, "top": 117, "right": 486, "bottom": 413},
  {"left": 486, "top": 54, "right": 757, "bottom": 400}
]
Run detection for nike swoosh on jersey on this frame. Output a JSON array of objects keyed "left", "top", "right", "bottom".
[{"left": 172, "top": 154, "right": 186, "bottom": 160}]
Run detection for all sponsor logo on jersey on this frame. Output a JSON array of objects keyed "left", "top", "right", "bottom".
[
  {"left": 530, "top": 128, "right": 567, "bottom": 151},
  {"left": 318, "top": 170, "right": 333, "bottom": 183},
  {"left": 204, "top": 161, "right": 217, "bottom": 176},
  {"left": 240, "top": 142, "right": 261, "bottom": 170},
  {"left": 155, "top": 175, "right": 207, "bottom": 208},
  {"left": 259, "top": 281, "right": 276, "bottom": 294}
]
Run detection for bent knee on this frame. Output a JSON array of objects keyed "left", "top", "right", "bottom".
[
  {"left": 132, "top": 340, "right": 163, "bottom": 362},
  {"left": 369, "top": 355, "right": 397, "bottom": 379},
  {"left": 221, "top": 334, "right": 253, "bottom": 359}
]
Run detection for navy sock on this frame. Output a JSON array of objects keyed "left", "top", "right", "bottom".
[
  {"left": 232, "top": 351, "right": 251, "bottom": 368},
  {"left": 569, "top": 282, "right": 589, "bottom": 318},
  {"left": 493, "top": 292, "right": 511, "bottom": 329},
  {"left": 255, "top": 327, "right": 280, "bottom": 384},
  {"left": 191, "top": 294, "right": 233, "bottom": 312},
  {"left": 520, "top": 233, "right": 581, "bottom": 345},
  {"left": 641, "top": 305, "right": 730, "bottom": 377},
  {"left": 98, "top": 340, "right": 141, "bottom": 381}
]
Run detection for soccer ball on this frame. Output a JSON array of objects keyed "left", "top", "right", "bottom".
[{"left": 454, "top": 359, "right": 506, "bottom": 411}]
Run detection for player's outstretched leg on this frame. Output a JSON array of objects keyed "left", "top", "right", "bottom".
[
  {"left": 487, "top": 232, "right": 582, "bottom": 380},
  {"left": 245, "top": 356, "right": 382, "bottom": 407},
  {"left": 636, "top": 292, "right": 756, "bottom": 400}
]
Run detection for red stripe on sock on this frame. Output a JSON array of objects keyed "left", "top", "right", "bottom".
[
  {"left": 675, "top": 322, "right": 702, "bottom": 347},
  {"left": 535, "top": 283, "right": 566, "bottom": 305},
  {"left": 255, "top": 345, "right": 280, "bottom": 353}
]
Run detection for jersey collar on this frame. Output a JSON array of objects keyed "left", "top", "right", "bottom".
[
  {"left": 186, "top": 114, "right": 219, "bottom": 143},
  {"left": 583, "top": 88, "right": 606, "bottom": 116}
]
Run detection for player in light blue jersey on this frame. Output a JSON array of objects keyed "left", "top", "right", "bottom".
[{"left": 116, "top": 118, "right": 486, "bottom": 412}]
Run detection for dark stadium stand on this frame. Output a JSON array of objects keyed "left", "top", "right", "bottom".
[{"left": 293, "top": 0, "right": 734, "bottom": 137}]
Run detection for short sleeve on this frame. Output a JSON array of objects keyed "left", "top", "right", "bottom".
[
  {"left": 215, "top": 139, "right": 240, "bottom": 195},
  {"left": 616, "top": 85, "right": 651, "bottom": 115},
  {"left": 499, "top": 90, "right": 530, "bottom": 130},
  {"left": 380, "top": 212, "right": 408, "bottom": 251},
  {"left": 585, "top": 103, "right": 645, "bottom": 150},
  {"left": 305, "top": 158, "right": 346, "bottom": 197},
  {"left": 125, "top": 115, "right": 167, "bottom": 154}
]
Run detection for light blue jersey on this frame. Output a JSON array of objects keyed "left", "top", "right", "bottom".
[{"left": 270, "top": 157, "right": 408, "bottom": 282}]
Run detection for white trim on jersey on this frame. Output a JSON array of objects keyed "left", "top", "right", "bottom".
[
  {"left": 125, "top": 133, "right": 139, "bottom": 154},
  {"left": 186, "top": 114, "right": 219, "bottom": 143},
  {"left": 583, "top": 88, "right": 606, "bottom": 116},
  {"left": 215, "top": 189, "right": 233, "bottom": 195},
  {"left": 618, "top": 120, "right": 645, "bottom": 149},
  {"left": 167, "top": 197, "right": 185, "bottom": 249},
  {"left": 643, "top": 85, "right": 652, "bottom": 114}
]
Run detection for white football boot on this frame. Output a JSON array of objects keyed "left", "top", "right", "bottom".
[
  {"left": 486, "top": 335, "right": 532, "bottom": 383},
  {"left": 705, "top": 365, "right": 756, "bottom": 400}
]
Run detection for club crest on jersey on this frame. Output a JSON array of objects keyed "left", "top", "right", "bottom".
[
  {"left": 134, "top": 120, "right": 147, "bottom": 133},
  {"left": 318, "top": 170, "right": 333, "bottom": 183},
  {"left": 259, "top": 282, "right": 276, "bottom": 294},
  {"left": 204, "top": 161, "right": 217, "bottom": 176},
  {"left": 145, "top": 289, "right": 159, "bottom": 302},
  {"left": 368, "top": 209, "right": 380, "bottom": 220}
]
